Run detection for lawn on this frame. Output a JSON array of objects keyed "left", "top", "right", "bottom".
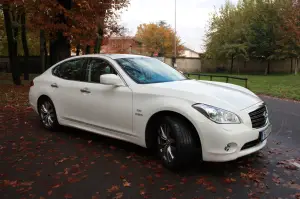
[
  {"left": 187, "top": 73, "right": 300, "bottom": 101},
  {"left": 1, "top": 72, "right": 300, "bottom": 101}
]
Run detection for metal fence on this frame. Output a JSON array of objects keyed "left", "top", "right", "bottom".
[{"left": 184, "top": 73, "right": 248, "bottom": 88}]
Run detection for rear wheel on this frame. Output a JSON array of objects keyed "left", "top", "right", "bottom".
[
  {"left": 38, "top": 98, "right": 59, "bottom": 131},
  {"left": 155, "top": 116, "right": 197, "bottom": 170}
]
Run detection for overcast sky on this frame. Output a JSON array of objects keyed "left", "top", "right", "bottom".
[{"left": 120, "top": 0, "right": 238, "bottom": 53}]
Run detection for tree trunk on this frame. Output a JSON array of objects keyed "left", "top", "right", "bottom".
[
  {"left": 21, "top": 11, "right": 29, "bottom": 80},
  {"left": 76, "top": 44, "right": 80, "bottom": 56},
  {"left": 44, "top": 39, "right": 48, "bottom": 69},
  {"left": 295, "top": 58, "right": 298, "bottom": 75},
  {"left": 49, "top": 0, "right": 72, "bottom": 65},
  {"left": 85, "top": 45, "right": 91, "bottom": 54},
  {"left": 94, "top": 26, "right": 103, "bottom": 54},
  {"left": 290, "top": 58, "right": 293, "bottom": 74},
  {"left": 265, "top": 60, "right": 270, "bottom": 75},
  {"left": 40, "top": 30, "right": 46, "bottom": 72},
  {"left": 3, "top": 4, "right": 21, "bottom": 85},
  {"left": 50, "top": 32, "right": 71, "bottom": 65},
  {"left": 230, "top": 55, "right": 234, "bottom": 74}
]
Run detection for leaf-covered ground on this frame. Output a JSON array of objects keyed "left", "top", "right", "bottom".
[{"left": 0, "top": 84, "right": 300, "bottom": 199}]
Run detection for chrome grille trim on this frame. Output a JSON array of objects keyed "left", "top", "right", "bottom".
[{"left": 249, "top": 104, "right": 268, "bottom": 129}]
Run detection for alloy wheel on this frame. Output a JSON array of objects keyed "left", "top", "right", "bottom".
[
  {"left": 40, "top": 101, "right": 55, "bottom": 128},
  {"left": 157, "top": 124, "right": 177, "bottom": 163}
]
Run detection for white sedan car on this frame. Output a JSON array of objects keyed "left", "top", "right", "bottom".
[{"left": 29, "top": 54, "right": 271, "bottom": 169}]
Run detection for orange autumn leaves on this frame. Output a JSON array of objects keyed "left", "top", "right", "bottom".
[{"left": 135, "top": 22, "right": 184, "bottom": 57}]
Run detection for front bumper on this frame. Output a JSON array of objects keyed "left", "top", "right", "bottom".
[
  {"left": 198, "top": 121, "right": 270, "bottom": 162},
  {"left": 191, "top": 101, "right": 271, "bottom": 162}
]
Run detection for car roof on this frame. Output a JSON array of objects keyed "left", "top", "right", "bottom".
[{"left": 72, "top": 54, "right": 148, "bottom": 60}]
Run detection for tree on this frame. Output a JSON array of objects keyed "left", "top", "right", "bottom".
[
  {"left": 204, "top": 0, "right": 297, "bottom": 75},
  {"left": 276, "top": 0, "right": 300, "bottom": 75},
  {"left": 245, "top": 0, "right": 282, "bottom": 75},
  {"left": 20, "top": 6, "right": 29, "bottom": 80},
  {"left": 135, "top": 21, "right": 183, "bottom": 57},
  {"left": 2, "top": 3, "right": 21, "bottom": 85},
  {"left": 1, "top": 0, "right": 130, "bottom": 84},
  {"left": 205, "top": 1, "right": 249, "bottom": 73}
]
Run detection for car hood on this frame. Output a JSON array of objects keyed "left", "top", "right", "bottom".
[{"left": 148, "top": 79, "right": 262, "bottom": 111}]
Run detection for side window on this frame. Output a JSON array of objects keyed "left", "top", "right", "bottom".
[
  {"left": 52, "top": 59, "right": 87, "bottom": 81},
  {"left": 86, "top": 59, "right": 117, "bottom": 83}
]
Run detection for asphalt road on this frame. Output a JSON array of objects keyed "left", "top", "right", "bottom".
[{"left": 0, "top": 96, "right": 299, "bottom": 199}]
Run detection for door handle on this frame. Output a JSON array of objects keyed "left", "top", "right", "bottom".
[
  {"left": 80, "top": 88, "right": 91, "bottom": 93},
  {"left": 51, "top": 83, "right": 58, "bottom": 88}
]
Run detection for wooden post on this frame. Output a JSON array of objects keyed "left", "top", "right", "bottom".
[
  {"left": 245, "top": 79, "right": 248, "bottom": 88},
  {"left": 226, "top": 77, "right": 229, "bottom": 83},
  {"left": 198, "top": 74, "right": 200, "bottom": 79},
  {"left": 210, "top": 75, "right": 212, "bottom": 81}
]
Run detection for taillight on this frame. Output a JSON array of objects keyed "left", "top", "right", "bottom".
[{"left": 30, "top": 80, "right": 34, "bottom": 87}]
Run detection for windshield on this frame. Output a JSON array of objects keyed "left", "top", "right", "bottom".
[{"left": 115, "top": 57, "right": 187, "bottom": 84}]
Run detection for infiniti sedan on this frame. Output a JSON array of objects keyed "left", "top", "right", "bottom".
[{"left": 29, "top": 54, "right": 271, "bottom": 169}]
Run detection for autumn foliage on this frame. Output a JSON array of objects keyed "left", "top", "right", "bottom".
[
  {"left": 0, "top": 0, "right": 130, "bottom": 85},
  {"left": 1, "top": 0, "right": 129, "bottom": 48},
  {"left": 135, "top": 21, "right": 184, "bottom": 57}
]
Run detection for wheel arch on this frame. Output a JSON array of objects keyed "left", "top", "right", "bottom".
[{"left": 145, "top": 110, "right": 202, "bottom": 151}]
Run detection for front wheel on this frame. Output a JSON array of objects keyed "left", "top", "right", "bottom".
[{"left": 156, "top": 116, "right": 197, "bottom": 170}]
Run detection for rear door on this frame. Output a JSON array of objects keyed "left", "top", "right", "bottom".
[{"left": 50, "top": 58, "right": 89, "bottom": 121}]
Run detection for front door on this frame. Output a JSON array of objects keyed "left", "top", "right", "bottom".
[{"left": 81, "top": 58, "right": 133, "bottom": 137}]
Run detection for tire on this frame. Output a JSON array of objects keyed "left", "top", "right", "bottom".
[
  {"left": 155, "top": 115, "right": 196, "bottom": 170},
  {"left": 38, "top": 98, "right": 59, "bottom": 131}
]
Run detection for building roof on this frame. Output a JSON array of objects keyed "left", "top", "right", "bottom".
[{"left": 183, "top": 46, "right": 199, "bottom": 54}]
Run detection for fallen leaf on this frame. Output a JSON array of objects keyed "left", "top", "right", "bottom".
[
  {"left": 140, "top": 190, "right": 145, "bottom": 195},
  {"left": 68, "top": 177, "right": 80, "bottom": 183},
  {"left": 52, "top": 183, "right": 62, "bottom": 189},
  {"left": 88, "top": 140, "right": 92, "bottom": 144},
  {"left": 226, "top": 188, "right": 233, "bottom": 193},
  {"left": 64, "top": 193, "right": 72, "bottom": 199},
  {"left": 196, "top": 177, "right": 205, "bottom": 185},
  {"left": 107, "top": 185, "right": 119, "bottom": 193},
  {"left": 115, "top": 192, "right": 123, "bottom": 199},
  {"left": 20, "top": 181, "right": 34, "bottom": 186},
  {"left": 48, "top": 190, "right": 53, "bottom": 196},
  {"left": 110, "top": 145, "right": 116, "bottom": 150},
  {"left": 123, "top": 181, "right": 131, "bottom": 187},
  {"left": 206, "top": 186, "right": 216, "bottom": 192}
]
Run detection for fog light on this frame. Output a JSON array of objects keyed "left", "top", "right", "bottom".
[{"left": 224, "top": 143, "right": 238, "bottom": 152}]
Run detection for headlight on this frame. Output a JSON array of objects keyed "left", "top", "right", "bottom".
[{"left": 192, "top": 104, "right": 241, "bottom": 124}]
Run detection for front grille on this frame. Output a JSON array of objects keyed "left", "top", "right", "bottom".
[{"left": 249, "top": 105, "right": 267, "bottom": 129}]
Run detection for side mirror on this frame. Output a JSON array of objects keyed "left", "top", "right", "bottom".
[{"left": 100, "top": 74, "right": 124, "bottom": 86}]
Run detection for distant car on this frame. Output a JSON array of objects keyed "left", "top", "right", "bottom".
[{"left": 29, "top": 54, "right": 271, "bottom": 169}]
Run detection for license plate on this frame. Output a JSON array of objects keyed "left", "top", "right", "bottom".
[{"left": 260, "top": 124, "right": 272, "bottom": 141}]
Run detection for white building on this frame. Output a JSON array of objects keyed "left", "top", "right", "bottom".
[{"left": 181, "top": 46, "right": 200, "bottom": 58}]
